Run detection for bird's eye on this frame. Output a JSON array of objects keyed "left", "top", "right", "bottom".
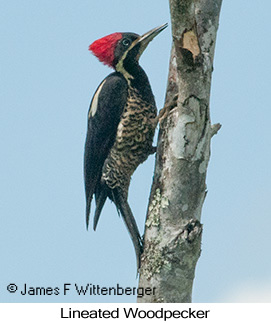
[{"left": 122, "top": 38, "right": 131, "bottom": 47}]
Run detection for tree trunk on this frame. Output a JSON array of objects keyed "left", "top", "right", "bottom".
[{"left": 138, "top": 0, "right": 223, "bottom": 303}]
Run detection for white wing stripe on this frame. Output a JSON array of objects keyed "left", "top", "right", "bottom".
[{"left": 88, "top": 79, "right": 106, "bottom": 118}]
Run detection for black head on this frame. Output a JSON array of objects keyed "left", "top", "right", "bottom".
[
  {"left": 89, "top": 24, "right": 167, "bottom": 71},
  {"left": 113, "top": 33, "right": 139, "bottom": 67}
]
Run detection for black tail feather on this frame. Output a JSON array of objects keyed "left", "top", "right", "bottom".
[
  {"left": 86, "top": 196, "right": 92, "bottom": 230},
  {"left": 112, "top": 188, "right": 143, "bottom": 270},
  {"left": 93, "top": 184, "right": 108, "bottom": 230}
]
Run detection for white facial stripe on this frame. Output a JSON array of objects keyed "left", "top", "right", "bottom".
[
  {"left": 115, "top": 39, "right": 139, "bottom": 81},
  {"left": 116, "top": 61, "right": 134, "bottom": 82},
  {"left": 89, "top": 79, "right": 106, "bottom": 118}
]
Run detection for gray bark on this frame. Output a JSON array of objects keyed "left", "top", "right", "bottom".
[{"left": 138, "top": 0, "right": 222, "bottom": 303}]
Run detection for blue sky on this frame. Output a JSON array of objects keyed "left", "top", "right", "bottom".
[{"left": 1, "top": 0, "right": 271, "bottom": 303}]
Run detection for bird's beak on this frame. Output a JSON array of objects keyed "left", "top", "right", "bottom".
[{"left": 135, "top": 23, "right": 168, "bottom": 59}]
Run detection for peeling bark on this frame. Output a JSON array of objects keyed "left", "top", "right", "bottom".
[{"left": 138, "top": 0, "right": 223, "bottom": 303}]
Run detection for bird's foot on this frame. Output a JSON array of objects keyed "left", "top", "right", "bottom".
[
  {"left": 158, "top": 105, "right": 169, "bottom": 123},
  {"left": 152, "top": 104, "right": 172, "bottom": 128},
  {"left": 156, "top": 95, "right": 178, "bottom": 126}
]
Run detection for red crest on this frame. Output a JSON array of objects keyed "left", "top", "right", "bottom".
[{"left": 89, "top": 33, "right": 122, "bottom": 67}]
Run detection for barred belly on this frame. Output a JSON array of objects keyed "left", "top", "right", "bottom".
[{"left": 102, "top": 89, "right": 157, "bottom": 191}]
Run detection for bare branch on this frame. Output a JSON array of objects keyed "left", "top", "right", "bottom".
[{"left": 211, "top": 123, "right": 222, "bottom": 137}]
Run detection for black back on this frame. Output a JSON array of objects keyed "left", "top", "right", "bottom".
[{"left": 84, "top": 72, "right": 128, "bottom": 226}]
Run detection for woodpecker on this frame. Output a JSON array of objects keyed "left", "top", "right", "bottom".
[{"left": 84, "top": 23, "right": 167, "bottom": 269}]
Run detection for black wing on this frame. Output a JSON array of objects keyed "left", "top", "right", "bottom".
[{"left": 84, "top": 72, "right": 128, "bottom": 229}]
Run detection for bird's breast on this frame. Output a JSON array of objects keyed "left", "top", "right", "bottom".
[
  {"left": 102, "top": 88, "right": 157, "bottom": 190},
  {"left": 116, "top": 90, "right": 156, "bottom": 149}
]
